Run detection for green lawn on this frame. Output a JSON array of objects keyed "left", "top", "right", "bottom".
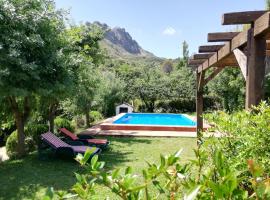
[{"left": 0, "top": 137, "right": 196, "bottom": 200}]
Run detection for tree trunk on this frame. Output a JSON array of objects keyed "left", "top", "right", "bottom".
[
  {"left": 7, "top": 96, "right": 31, "bottom": 157},
  {"left": 149, "top": 101, "right": 155, "bottom": 112},
  {"left": 48, "top": 113, "right": 55, "bottom": 133},
  {"left": 48, "top": 102, "right": 58, "bottom": 132},
  {"left": 15, "top": 114, "right": 26, "bottom": 157},
  {"left": 85, "top": 110, "right": 90, "bottom": 127}
]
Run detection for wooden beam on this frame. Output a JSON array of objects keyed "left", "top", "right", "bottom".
[
  {"left": 208, "top": 52, "right": 218, "bottom": 67},
  {"left": 204, "top": 67, "right": 224, "bottom": 85},
  {"left": 231, "top": 30, "right": 249, "bottom": 50},
  {"left": 246, "top": 28, "right": 266, "bottom": 108},
  {"left": 222, "top": 10, "right": 267, "bottom": 25},
  {"left": 197, "top": 11, "right": 270, "bottom": 74},
  {"left": 254, "top": 12, "right": 270, "bottom": 37},
  {"left": 267, "top": 40, "right": 270, "bottom": 49},
  {"left": 233, "top": 49, "right": 247, "bottom": 80},
  {"left": 218, "top": 54, "right": 239, "bottom": 67},
  {"left": 208, "top": 32, "right": 240, "bottom": 42},
  {"left": 198, "top": 30, "right": 249, "bottom": 73},
  {"left": 188, "top": 59, "right": 206, "bottom": 66},
  {"left": 199, "top": 45, "right": 224, "bottom": 53},
  {"left": 192, "top": 53, "right": 214, "bottom": 60}
]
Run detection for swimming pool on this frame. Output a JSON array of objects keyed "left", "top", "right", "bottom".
[
  {"left": 113, "top": 113, "right": 196, "bottom": 126},
  {"left": 100, "top": 113, "right": 197, "bottom": 132}
]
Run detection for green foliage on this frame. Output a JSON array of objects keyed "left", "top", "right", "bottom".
[
  {"left": 0, "top": 0, "right": 73, "bottom": 97},
  {"left": 161, "top": 60, "right": 173, "bottom": 74},
  {"left": 54, "top": 117, "right": 75, "bottom": 133},
  {"left": 6, "top": 131, "right": 18, "bottom": 158},
  {"left": 205, "top": 102, "right": 270, "bottom": 173},
  {"left": 26, "top": 124, "right": 49, "bottom": 145},
  {"left": 0, "top": 0, "right": 77, "bottom": 156},
  {"left": 266, "top": 0, "right": 270, "bottom": 10},
  {"left": 0, "top": 119, "right": 16, "bottom": 144},
  {"left": 6, "top": 130, "right": 35, "bottom": 158},
  {"left": 89, "top": 111, "right": 103, "bottom": 123},
  {"left": 265, "top": 73, "right": 270, "bottom": 99},
  {"left": 46, "top": 145, "right": 270, "bottom": 200},
  {"left": 133, "top": 66, "right": 168, "bottom": 112},
  {"left": 156, "top": 99, "right": 195, "bottom": 113},
  {"left": 207, "top": 68, "right": 245, "bottom": 112},
  {"left": 111, "top": 41, "right": 196, "bottom": 114},
  {"left": 44, "top": 103, "right": 270, "bottom": 199},
  {"left": 100, "top": 71, "right": 125, "bottom": 116},
  {"left": 6, "top": 123, "right": 48, "bottom": 158}
]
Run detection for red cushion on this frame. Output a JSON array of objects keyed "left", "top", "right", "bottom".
[
  {"left": 87, "top": 139, "right": 108, "bottom": 145},
  {"left": 59, "top": 128, "right": 79, "bottom": 140}
]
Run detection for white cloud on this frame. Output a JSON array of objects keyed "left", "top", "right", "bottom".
[{"left": 162, "top": 27, "right": 177, "bottom": 36}]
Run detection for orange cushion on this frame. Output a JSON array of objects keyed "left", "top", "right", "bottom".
[
  {"left": 87, "top": 139, "right": 108, "bottom": 145},
  {"left": 60, "top": 128, "right": 79, "bottom": 140}
]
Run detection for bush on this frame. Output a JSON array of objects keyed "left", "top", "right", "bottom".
[
  {"left": 46, "top": 148, "right": 270, "bottom": 199},
  {"left": 54, "top": 117, "right": 75, "bottom": 132},
  {"left": 204, "top": 101, "right": 270, "bottom": 173},
  {"left": 0, "top": 121, "right": 16, "bottom": 146},
  {"left": 6, "top": 131, "right": 18, "bottom": 158},
  {"left": 6, "top": 130, "right": 36, "bottom": 158},
  {"left": 89, "top": 111, "right": 103, "bottom": 123},
  {"left": 26, "top": 124, "right": 49, "bottom": 146},
  {"left": 74, "top": 116, "right": 85, "bottom": 128}
]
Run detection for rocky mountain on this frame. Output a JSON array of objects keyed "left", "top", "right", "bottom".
[
  {"left": 90, "top": 22, "right": 163, "bottom": 64},
  {"left": 103, "top": 26, "right": 154, "bottom": 57}
]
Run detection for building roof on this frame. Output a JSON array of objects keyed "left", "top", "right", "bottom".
[{"left": 117, "top": 103, "right": 133, "bottom": 108}]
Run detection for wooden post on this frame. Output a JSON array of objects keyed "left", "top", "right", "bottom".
[
  {"left": 246, "top": 28, "right": 266, "bottom": 108},
  {"left": 196, "top": 70, "right": 204, "bottom": 146}
]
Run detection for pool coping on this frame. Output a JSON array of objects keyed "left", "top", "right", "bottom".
[{"left": 100, "top": 113, "right": 209, "bottom": 132}]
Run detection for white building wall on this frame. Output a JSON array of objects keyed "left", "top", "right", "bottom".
[{"left": 116, "top": 104, "right": 133, "bottom": 115}]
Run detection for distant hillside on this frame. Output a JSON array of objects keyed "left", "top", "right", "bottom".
[{"left": 89, "top": 22, "right": 165, "bottom": 65}]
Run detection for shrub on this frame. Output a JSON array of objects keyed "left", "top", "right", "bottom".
[
  {"left": 0, "top": 121, "right": 16, "bottom": 146},
  {"left": 89, "top": 111, "right": 103, "bottom": 123},
  {"left": 6, "top": 130, "right": 36, "bottom": 158},
  {"left": 204, "top": 101, "right": 270, "bottom": 173},
  {"left": 54, "top": 117, "right": 75, "bottom": 132},
  {"left": 45, "top": 148, "right": 270, "bottom": 200},
  {"left": 26, "top": 124, "right": 49, "bottom": 146},
  {"left": 6, "top": 131, "right": 18, "bottom": 158},
  {"left": 155, "top": 97, "right": 218, "bottom": 113},
  {"left": 74, "top": 116, "right": 85, "bottom": 128}
]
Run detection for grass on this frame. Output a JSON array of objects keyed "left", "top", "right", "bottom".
[{"left": 0, "top": 137, "right": 197, "bottom": 200}]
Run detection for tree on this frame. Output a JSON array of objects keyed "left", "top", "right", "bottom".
[
  {"left": 0, "top": 0, "right": 71, "bottom": 156},
  {"left": 74, "top": 66, "right": 101, "bottom": 127},
  {"left": 178, "top": 41, "right": 189, "bottom": 69},
  {"left": 266, "top": 0, "right": 270, "bottom": 10},
  {"left": 115, "top": 63, "right": 141, "bottom": 101},
  {"left": 133, "top": 66, "right": 168, "bottom": 112},
  {"left": 100, "top": 71, "right": 124, "bottom": 117},
  {"left": 66, "top": 24, "right": 105, "bottom": 126},
  {"left": 161, "top": 60, "right": 174, "bottom": 74},
  {"left": 182, "top": 41, "right": 189, "bottom": 61},
  {"left": 208, "top": 68, "right": 245, "bottom": 112}
]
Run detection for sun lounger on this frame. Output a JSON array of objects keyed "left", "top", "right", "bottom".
[
  {"left": 40, "top": 132, "right": 101, "bottom": 158},
  {"left": 59, "top": 128, "right": 110, "bottom": 150}
]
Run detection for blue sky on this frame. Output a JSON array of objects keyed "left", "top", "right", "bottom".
[{"left": 55, "top": 0, "right": 265, "bottom": 58}]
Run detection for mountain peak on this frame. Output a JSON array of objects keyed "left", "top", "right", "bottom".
[
  {"left": 105, "top": 27, "right": 141, "bottom": 54},
  {"left": 89, "top": 21, "right": 155, "bottom": 58}
]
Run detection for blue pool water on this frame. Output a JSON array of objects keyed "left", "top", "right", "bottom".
[{"left": 113, "top": 113, "right": 196, "bottom": 126}]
